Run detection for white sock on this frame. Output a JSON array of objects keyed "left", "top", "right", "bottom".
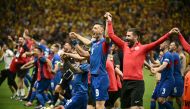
[
  {"left": 16, "top": 89, "right": 20, "bottom": 96},
  {"left": 21, "top": 88, "right": 25, "bottom": 96},
  {"left": 28, "top": 86, "right": 31, "bottom": 92}
]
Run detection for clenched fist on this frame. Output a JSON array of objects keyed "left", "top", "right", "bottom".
[
  {"left": 69, "top": 32, "right": 77, "bottom": 39},
  {"left": 104, "top": 12, "right": 112, "bottom": 21}
]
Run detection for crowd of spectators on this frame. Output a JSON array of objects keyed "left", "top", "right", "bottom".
[{"left": 0, "top": 0, "right": 190, "bottom": 44}]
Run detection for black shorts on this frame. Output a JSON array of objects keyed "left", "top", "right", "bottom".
[
  {"left": 8, "top": 71, "right": 16, "bottom": 86},
  {"left": 105, "top": 90, "right": 120, "bottom": 107},
  {"left": 121, "top": 80, "right": 144, "bottom": 108},
  {"left": 17, "top": 69, "right": 28, "bottom": 78},
  {"left": 0, "top": 69, "right": 8, "bottom": 85},
  {"left": 0, "top": 69, "right": 17, "bottom": 86}
]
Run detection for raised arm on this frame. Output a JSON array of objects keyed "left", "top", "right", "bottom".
[
  {"left": 144, "top": 28, "right": 180, "bottom": 52},
  {"left": 69, "top": 33, "right": 90, "bottom": 58},
  {"left": 69, "top": 32, "right": 91, "bottom": 46},
  {"left": 178, "top": 33, "right": 190, "bottom": 53},
  {"left": 61, "top": 56, "right": 83, "bottom": 73},
  {"left": 180, "top": 53, "right": 187, "bottom": 77},
  {"left": 144, "top": 33, "right": 170, "bottom": 52},
  {"left": 64, "top": 52, "right": 86, "bottom": 61},
  {"left": 105, "top": 12, "right": 125, "bottom": 49},
  {"left": 74, "top": 44, "right": 90, "bottom": 58},
  {"left": 8, "top": 36, "right": 17, "bottom": 49},
  {"left": 23, "top": 29, "right": 31, "bottom": 41},
  {"left": 70, "top": 40, "right": 90, "bottom": 57},
  {"left": 105, "top": 19, "right": 110, "bottom": 44}
]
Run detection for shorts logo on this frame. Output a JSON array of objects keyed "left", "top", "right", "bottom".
[
  {"left": 174, "top": 87, "right": 177, "bottom": 93},
  {"left": 96, "top": 89, "right": 99, "bottom": 97},
  {"left": 162, "top": 88, "right": 166, "bottom": 94},
  {"left": 59, "top": 79, "right": 63, "bottom": 84}
]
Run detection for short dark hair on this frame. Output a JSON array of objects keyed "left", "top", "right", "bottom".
[
  {"left": 54, "top": 44, "right": 60, "bottom": 49},
  {"left": 93, "top": 22, "right": 104, "bottom": 30},
  {"left": 164, "top": 40, "right": 171, "bottom": 46},
  {"left": 127, "top": 28, "right": 142, "bottom": 37},
  {"left": 64, "top": 40, "right": 73, "bottom": 48},
  {"left": 37, "top": 47, "right": 43, "bottom": 53},
  {"left": 34, "top": 45, "right": 43, "bottom": 53},
  {"left": 171, "top": 41, "right": 179, "bottom": 48}
]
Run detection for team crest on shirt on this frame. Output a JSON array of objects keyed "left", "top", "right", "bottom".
[{"left": 134, "top": 46, "right": 140, "bottom": 51}]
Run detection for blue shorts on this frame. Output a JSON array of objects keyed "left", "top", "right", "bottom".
[
  {"left": 151, "top": 82, "right": 160, "bottom": 100},
  {"left": 171, "top": 77, "right": 184, "bottom": 97},
  {"left": 64, "top": 93, "right": 88, "bottom": 109},
  {"left": 91, "top": 74, "right": 109, "bottom": 101},
  {"left": 34, "top": 79, "right": 51, "bottom": 93},
  {"left": 157, "top": 80, "right": 174, "bottom": 98},
  {"left": 50, "top": 71, "right": 62, "bottom": 90}
]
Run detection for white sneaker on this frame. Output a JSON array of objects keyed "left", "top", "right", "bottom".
[{"left": 46, "top": 100, "right": 51, "bottom": 104}]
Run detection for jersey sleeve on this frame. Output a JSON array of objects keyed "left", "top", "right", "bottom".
[
  {"left": 163, "top": 53, "right": 171, "bottom": 64},
  {"left": 108, "top": 21, "right": 125, "bottom": 49},
  {"left": 102, "top": 41, "right": 109, "bottom": 54},
  {"left": 54, "top": 55, "right": 61, "bottom": 64},
  {"left": 80, "top": 64, "right": 90, "bottom": 73},
  {"left": 178, "top": 33, "right": 190, "bottom": 53},
  {"left": 143, "top": 33, "right": 170, "bottom": 53}
]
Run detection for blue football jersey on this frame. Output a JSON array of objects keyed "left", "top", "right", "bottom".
[
  {"left": 90, "top": 38, "right": 108, "bottom": 75},
  {"left": 52, "top": 54, "right": 61, "bottom": 71},
  {"left": 172, "top": 52, "right": 182, "bottom": 78},
  {"left": 70, "top": 63, "right": 89, "bottom": 95},
  {"left": 160, "top": 51, "right": 174, "bottom": 82},
  {"left": 38, "top": 43, "right": 50, "bottom": 57}
]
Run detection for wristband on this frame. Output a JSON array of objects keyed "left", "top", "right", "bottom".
[{"left": 71, "top": 40, "right": 79, "bottom": 46}]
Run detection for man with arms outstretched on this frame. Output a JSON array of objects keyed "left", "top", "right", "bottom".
[{"left": 104, "top": 12, "right": 177, "bottom": 109}]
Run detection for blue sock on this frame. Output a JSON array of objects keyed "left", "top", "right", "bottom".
[
  {"left": 36, "top": 92, "right": 45, "bottom": 106},
  {"left": 49, "top": 90, "right": 54, "bottom": 102},
  {"left": 61, "top": 98, "right": 67, "bottom": 105},
  {"left": 158, "top": 102, "right": 164, "bottom": 109},
  {"left": 25, "top": 73, "right": 32, "bottom": 83},
  {"left": 163, "top": 101, "right": 174, "bottom": 109},
  {"left": 150, "top": 101, "right": 156, "bottom": 109},
  {"left": 42, "top": 92, "right": 49, "bottom": 102},
  {"left": 48, "top": 93, "right": 53, "bottom": 101},
  {"left": 24, "top": 78, "right": 29, "bottom": 88},
  {"left": 168, "top": 101, "right": 173, "bottom": 106},
  {"left": 29, "top": 91, "right": 36, "bottom": 102}
]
